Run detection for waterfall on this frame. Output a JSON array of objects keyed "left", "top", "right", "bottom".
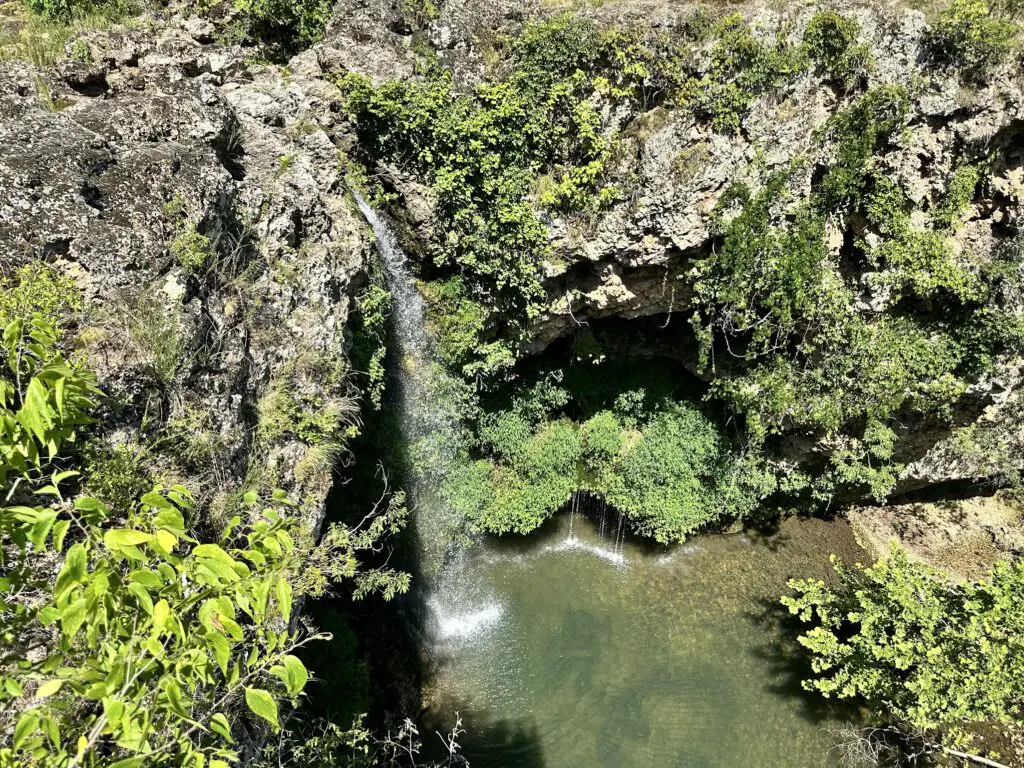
[{"left": 352, "top": 190, "right": 502, "bottom": 641}]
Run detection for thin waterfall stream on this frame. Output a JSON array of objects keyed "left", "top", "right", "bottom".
[
  {"left": 353, "top": 192, "right": 862, "bottom": 767},
  {"left": 352, "top": 189, "right": 504, "bottom": 642}
]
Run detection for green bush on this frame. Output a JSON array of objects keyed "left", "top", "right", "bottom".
[
  {"left": 0, "top": 262, "right": 80, "bottom": 336},
  {"left": 803, "top": 10, "right": 873, "bottom": 85},
  {"left": 24, "top": 0, "right": 136, "bottom": 23},
  {"left": 928, "top": 0, "right": 1019, "bottom": 78},
  {"left": 231, "top": 0, "right": 333, "bottom": 55},
  {"left": 818, "top": 85, "right": 910, "bottom": 213},
  {"left": 351, "top": 278, "right": 391, "bottom": 411},
  {"left": 784, "top": 545, "right": 1024, "bottom": 744},
  {"left": 0, "top": 266, "right": 409, "bottom": 767},
  {"left": 681, "top": 12, "right": 808, "bottom": 133},
  {"left": 687, "top": 83, "right": 1022, "bottom": 501},
  {"left": 449, "top": 373, "right": 774, "bottom": 542},
  {"left": 170, "top": 226, "right": 215, "bottom": 273}
]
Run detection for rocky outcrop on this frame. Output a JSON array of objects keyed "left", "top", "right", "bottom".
[
  {"left": 0, "top": 16, "right": 372, "bottom": 525},
  {"left": 322, "top": 0, "right": 1024, "bottom": 496},
  {"left": 3, "top": 0, "right": 1023, "bottom": 510}
]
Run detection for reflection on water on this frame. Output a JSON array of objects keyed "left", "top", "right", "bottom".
[{"left": 424, "top": 515, "right": 865, "bottom": 768}]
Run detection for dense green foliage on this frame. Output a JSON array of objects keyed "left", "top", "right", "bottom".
[
  {"left": 229, "top": 0, "right": 332, "bottom": 55},
  {"left": 340, "top": 12, "right": 814, "bottom": 379},
  {"left": 443, "top": 366, "right": 774, "bottom": 542},
  {"left": 784, "top": 546, "right": 1024, "bottom": 745},
  {"left": 691, "top": 86, "right": 1024, "bottom": 501},
  {"left": 339, "top": 16, "right": 622, "bottom": 377},
  {"left": 927, "top": 0, "right": 1020, "bottom": 79},
  {"left": 0, "top": 267, "right": 408, "bottom": 766},
  {"left": 21, "top": 0, "right": 134, "bottom": 23},
  {"left": 803, "top": 10, "right": 872, "bottom": 86}
]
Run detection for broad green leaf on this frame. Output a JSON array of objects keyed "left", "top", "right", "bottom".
[
  {"left": 153, "top": 599, "right": 170, "bottom": 632},
  {"left": 161, "top": 678, "right": 189, "bottom": 718},
  {"left": 103, "top": 529, "right": 152, "bottom": 550},
  {"left": 12, "top": 712, "right": 38, "bottom": 750},
  {"left": 54, "top": 543, "right": 87, "bottom": 601},
  {"left": 36, "top": 679, "right": 63, "bottom": 699},
  {"left": 127, "top": 583, "right": 154, "bottom": 615},
  {"left": 244, "top": 687, "right": 279, "bottom": 729},
  {"left": 271, "top": 654, "right": 308, "bottom": 696},
  {"left": 210, "top": 712, "right": 234, "bottom": 743},
  {"left": 60, "top": 598, "right": 88, "bottom": 639},
  {"left": 155, "top": 529, "right": 178, "bottom": 553},
  {"left": 18, "top": 377, "right": 52, "bottom": 444},
  {"left": 207, "top": 632, "right": 230, "bottom": 675},
  {"left": 52, "top": 519, "right": 71, "bottom": 551},
  {"left": 276, "top": 579, "right": 293, "bottom": 622}
]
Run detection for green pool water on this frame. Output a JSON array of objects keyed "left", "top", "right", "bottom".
[{"left": 422, "top": 514, "right": 866, "bottom": 768}]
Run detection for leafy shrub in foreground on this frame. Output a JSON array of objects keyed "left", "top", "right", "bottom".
[
  {"left": 784, "top": 545, "right": 1024, "bottom": 744},
  {"left": 0, "top": 267, "right": 409, "bottom": 765}
]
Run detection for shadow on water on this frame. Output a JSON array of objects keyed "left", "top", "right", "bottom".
[
  {"left": 424, "top": 714, "right": 548, "bottom": 768},
  {"left": 744, "top": 594, "right": 859, "bottom": 728}
]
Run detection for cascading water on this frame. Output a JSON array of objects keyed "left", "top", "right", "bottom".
[{"left": 351, "top": 190, "right": 503, "bottom": 642}]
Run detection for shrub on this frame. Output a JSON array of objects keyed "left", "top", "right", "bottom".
[
  {"left": 927, "top": 0, "right": 1019, "bottom": 78},
  {"left": 24, "top": 0, "right": 136, "bottom": 23},
  {"left": 681, "top": 13, "right": 809, "bottom": 133},
  {"left": 0, "top": 281, "right": 409, "bottom": 767},
  {"left": 257, "top": 363, "right": 359, "bottom": 448},
  {"left": 803, "top": 10, "right": 873, "bottom": 85},
  {"left": 784, "top": 545, "right": 1024, "bottom": 744},
  {"left": 818, "top": 85, "right": 910, "bottom": 213},
  {"left": 231, "top": 0, "right": 333, "bottom": 56},
  {"left": 170, "top": 225, "right": 215, "bottom": 273},
  {"left": 351, "top": 279, "right": 391, "bottom": 410},
  {"left": 0, "top": 262, "right": 80, "bottom": 335},
  {"left": 452, "top": 376, "right": 773, "bottom": 542},
  {"left": 81, "top": 439, "right": 152, "bottom": 515}
]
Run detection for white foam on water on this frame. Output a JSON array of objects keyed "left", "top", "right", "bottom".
[
  {"left": 542, "top": 536, "right": 628, "bottom": 566},
  {"left": 432, "top": 602, "right": 504, "bottom": 640},
  {"left": 654, "top": 542, "right": 701, "bottom": 566}
]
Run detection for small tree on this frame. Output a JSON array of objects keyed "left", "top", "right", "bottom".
[{"left": 783, "top": 545, "right": 1024, "bottom": 747}]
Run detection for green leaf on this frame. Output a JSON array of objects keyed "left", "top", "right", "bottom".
[
  {"left": 18, "top": 377, "right": 52, "bottom": 444},
  {"left": 127, "top": 583, "right": 154, "bottom": 615},
  {"left": 244, "top": 687, "right": 280, "bottom": 730},
  {"left": 276, "top": 579, "right": 293, "bottom": 622},
  {"left": 60, "top": 597, "right": 88, "bottom": 639},
  {"left": 103, "top": 529, "right": 152, "bottom": 550},
  {"left": 36, "top": 679, "right": 63, "bottom": 699},
  {"left": 210, "top": 712, "right": 234, "bottom": 743},
  {"left": 161, "top": 678, "right": 189, "bottom": 718},
  {"left": 52, "top": 519, "right": 71, "bottom": 551},
  {"left": 272, "top": 654, "right": 308, "bottom": 696},
  {"left": 12, "top": 711, "right": 38, "bottom": 750},
  {"left": 207, "top": 632, "right": 230, "bottom": 676},
  {"left": 153, "top": 599, "right": 169, "bottom": 632},
  {"left": 54, "top": 542, "right": 87, "bottom": 601}
]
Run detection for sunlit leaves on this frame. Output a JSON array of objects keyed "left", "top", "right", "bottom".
[
  {"left": 245, "top": 687, "right": 281, "bottom": 730},
  {"left": 783, "top": 546, "right": 1024, "bottom": 743}
]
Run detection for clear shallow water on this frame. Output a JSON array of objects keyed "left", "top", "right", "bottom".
[{"left": 424, "top": 515, "right": 866, "bottom": 768}]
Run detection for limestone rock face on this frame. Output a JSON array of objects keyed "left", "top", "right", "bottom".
[
  {"left": 0, "top": 18, "right": 371, "bottom": 525},
  {"left": 3, "top": 0, "right": 1023, "bottom": 506}
]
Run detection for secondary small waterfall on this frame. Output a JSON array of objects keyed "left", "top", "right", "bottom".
[{"left": 351, "top": 190, "right": 503, "bottom": 642}]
